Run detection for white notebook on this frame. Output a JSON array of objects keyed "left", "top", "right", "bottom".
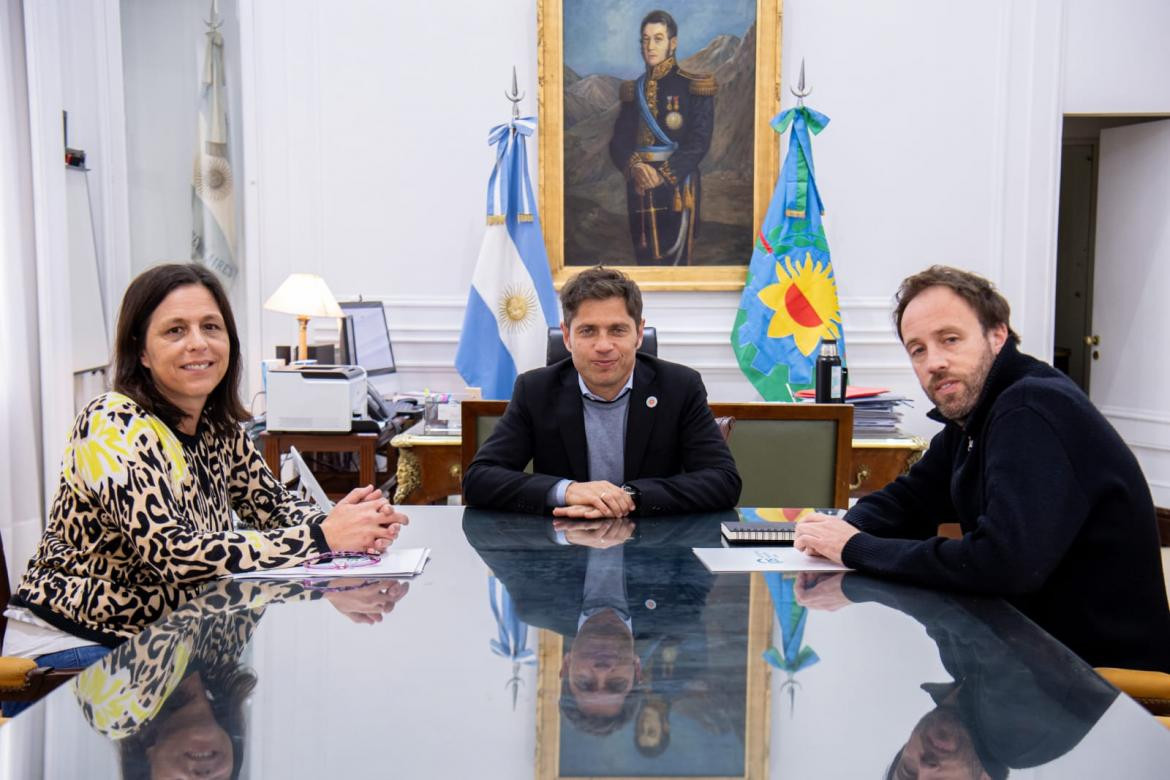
[
  {"left": 232, "top": 547, "right": 430, "bottom": 580},
  {"left": 692, "top": 546, "right": 851, "bottom": 573}
]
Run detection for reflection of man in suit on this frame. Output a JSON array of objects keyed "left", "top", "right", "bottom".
[
  {"left": 797, "top": 574, "right": 1118, "bottom": 779},
  {"left": 463, "top": 267, "right": 740, "bottom": 518},
  {"left": 463, "top": 508, "right": 726, "bottom": 735},
  {"left": 609, "top": 9, "right": 716, "bottom": 265}
]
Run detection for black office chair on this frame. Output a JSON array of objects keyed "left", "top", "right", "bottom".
[{"left": 545, "top": 326, "right": 658, "bottom": 366}]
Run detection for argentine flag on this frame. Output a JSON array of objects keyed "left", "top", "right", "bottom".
[
  {"left": 456, "top": 117, "right": 559, "bottom": 400},
  {"left": 191, "top": 3, "right": 238, "bottom": 287}
]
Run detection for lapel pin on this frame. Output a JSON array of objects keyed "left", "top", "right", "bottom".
[
  {"left": 646, "top": 396, "right": 658, "bottom": 408},
  {"left": 645, "top": 599, "right": 657, "bottom": 610}
]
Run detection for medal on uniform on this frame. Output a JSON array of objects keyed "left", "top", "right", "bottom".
[{"left": 665, "top": 95, "right": 683, "bottom": 130}]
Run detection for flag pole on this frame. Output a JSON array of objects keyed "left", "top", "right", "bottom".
[{"left": 505, "top": 66, "right": 524, "bottom": 121}]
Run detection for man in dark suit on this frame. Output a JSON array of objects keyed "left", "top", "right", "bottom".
[{"left": 463, "top": 266, "right": 741, "bottom": 517}]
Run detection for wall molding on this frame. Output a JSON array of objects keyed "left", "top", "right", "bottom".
[
  {"left": 93, "top": 0, "right": 132, "bottom": 332},
  {"left": 23, "top": 0, "right": 75, "bottom": 513},
  {"left": 1099, "top": 406, "right": 1170, "bottom": 427}
]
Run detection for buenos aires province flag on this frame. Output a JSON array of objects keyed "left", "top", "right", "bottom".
[
  {"left": 731, "top": 105, "right": 844, "bottom": 400},
  {"left": 456, "top": 117, "right": 559, "bottom": 400}
]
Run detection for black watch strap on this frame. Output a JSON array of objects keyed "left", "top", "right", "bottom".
[{"left": 621, "top": 483, "right": 640, "bottom": 509}]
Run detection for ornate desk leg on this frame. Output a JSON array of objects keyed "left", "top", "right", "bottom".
[{"left": 395, "top": 448, "right": 421, "bottom": 504}]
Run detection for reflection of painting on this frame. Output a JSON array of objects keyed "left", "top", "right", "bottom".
[
  {"left": 539, "top": 0, "right": 781, "bottom": 290},
  {"left": 563, "top": 1, "right": 756, "bottom": 268},
  {"left": 536, "top": 574, "right": 770, "bottom": 779}
]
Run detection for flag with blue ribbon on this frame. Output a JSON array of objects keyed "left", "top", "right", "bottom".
[
  {"left": 762, "top": 573, "right": 820, "bottom": 713},
  {"left": 488, "top": 574, "right": 536, "bottom": 710},
  {"left": 191, "top": 5, "right": 238, "bottom": 288},
  {"left": 456, "top": 116, "right": 559, "bottom": 399},
  {"left": 731, "top": 106, "right": 844, "bottom": 400}
]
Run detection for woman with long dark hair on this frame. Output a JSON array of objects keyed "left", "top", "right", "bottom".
[{"left": 3, "top": 264, "right": 406, "bottom": 710}]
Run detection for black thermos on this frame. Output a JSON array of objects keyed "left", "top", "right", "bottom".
[{"left": 815, "top": 339, "right": 843, "bottom": 403}]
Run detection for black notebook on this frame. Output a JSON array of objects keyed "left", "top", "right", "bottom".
[
  {"left": 721, "top": 521, "right": 797, "bottom": 545},
  {"left": 719, "top": 508, "right": 843, "bottom": 546}
]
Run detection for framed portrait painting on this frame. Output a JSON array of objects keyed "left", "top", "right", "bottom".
[{"left": 538, "top": 0, "right": 782, "bottom": 290}]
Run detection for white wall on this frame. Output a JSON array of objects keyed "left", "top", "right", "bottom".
[
  {"left": 26, "top": 0, "right": 1170, "bottom": 483},
  {"left": 0, "top": 0, "right": 46, "bottom": 596}
]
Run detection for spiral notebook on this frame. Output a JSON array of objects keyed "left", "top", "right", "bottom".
[{"left": 719, "top": 507, "right": 842, "bottom": 546}]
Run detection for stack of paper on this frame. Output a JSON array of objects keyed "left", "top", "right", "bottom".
[
  {"left": 850, "top": 394, "right": 912, "bottom": 438},
  {"left": 231, "top": 547, "right": 430, "bottom": 580},
  {"left": 796, "top": 386, "right": 912, "bottom": 438}
]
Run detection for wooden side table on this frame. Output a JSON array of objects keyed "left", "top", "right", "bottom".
[
  {"left": 849, "top": 436, "right": 929, "bottom": 498},
  {"left": 850, "top": 435, "right": 961, "bottom": 537},
  {"left": 390, "top": 422, "right": 463, "bottom": 504},
  {"left": 260, "top": 429, "right": 395, "bottom": 500}
]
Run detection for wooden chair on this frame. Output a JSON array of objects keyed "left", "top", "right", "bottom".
[
  {"left": 461, "top": 400, "right": 511, "bottom": 480},
  {"left": 709, "top": 402, "right": 853, "bottom": 509},
  {"left": 0, "top": 533, "right": 83, "bottom": 705},
  {"left": 1095, "top": 667, "right": 1170, "bottom": 727}
]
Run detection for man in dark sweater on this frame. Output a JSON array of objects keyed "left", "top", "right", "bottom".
[
  {"left": 463, "top": 267, "right": 740, "bottom": 518},
  {"left": 794, "top": 265, "right": 1170, "bottom": 672}
]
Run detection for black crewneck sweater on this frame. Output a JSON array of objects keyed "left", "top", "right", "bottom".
[{"left": 843, "top": 340, "right": 1170, "bottom": 672}]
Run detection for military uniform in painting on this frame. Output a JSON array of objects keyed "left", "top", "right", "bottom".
[{"left": 609, "top": 57, "right": 716, "bottom": 265}]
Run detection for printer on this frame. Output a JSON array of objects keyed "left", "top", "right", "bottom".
[{"left": 267, "top": 365, "right": 367, "bottom": 432}]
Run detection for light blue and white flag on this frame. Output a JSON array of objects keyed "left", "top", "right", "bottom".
[
  {"left": 191, "top": 1, "right": 238, "bottom": 287},
  {"left": 455, "top": 116, "right": 559, "bottom": 400}
]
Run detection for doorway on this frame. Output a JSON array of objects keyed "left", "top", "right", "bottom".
[{"left": 1052, "top": 115, "right": 1167, "bottom": 391}]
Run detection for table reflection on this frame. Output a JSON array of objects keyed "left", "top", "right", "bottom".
[
  {"left": 463, "top": 508, "right": 770, "bottom": 779},
  {"left": 69, "top": 577, "right": 408, "bottom": 780},
  {"left": 800, "top": 573, "right": 1120, "bottom": 778}
]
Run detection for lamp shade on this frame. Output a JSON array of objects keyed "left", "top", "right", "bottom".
[{"left": 263, "top": 274, "right": 344, "bottom": 318}]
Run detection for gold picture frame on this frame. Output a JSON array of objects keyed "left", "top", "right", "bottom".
[
  {"left": 535, "top": 573, "right": 773, "bottom": 779},
  {"left": 538, "top": 0, "right": 783, "bottom": 291}
]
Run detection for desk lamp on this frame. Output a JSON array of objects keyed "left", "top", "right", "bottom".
[{"left": 263, "top": 273, "right": 344, "bottom": 361}]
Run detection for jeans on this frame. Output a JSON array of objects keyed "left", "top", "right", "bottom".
[{"left": 1, "top": 644, "right": 111, "bottom": 719}]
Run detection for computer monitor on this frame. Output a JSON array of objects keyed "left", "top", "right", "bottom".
[{"left": 338, "top": 301, "right": 396, "bottom": 375}]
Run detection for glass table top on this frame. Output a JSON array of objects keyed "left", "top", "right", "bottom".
[{"left": 3, "top": 505, "right": 1168, "bottom": 779}]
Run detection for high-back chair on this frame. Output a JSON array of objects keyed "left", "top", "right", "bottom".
[
  {"left": 709, "top": 402, "right": 853, "bottom": 509},
  {"left": 0, "top": 533, "right": 83, "bottom": 706},
  {"left": 461, "top": 400, "right": 511, "bottom": 479},
  {"left": 545, "top": 326, "right": 658, "bottom": 366}
]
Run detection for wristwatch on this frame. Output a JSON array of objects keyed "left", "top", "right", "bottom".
[{"left": 621, "top": 483, "right": 641, "bottom": 512}]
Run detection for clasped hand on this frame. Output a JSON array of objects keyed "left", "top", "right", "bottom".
[
  {"left": 319, "top": 485, "right": 409, "bottom": 555},
  {"left": 323, "top": 579, "right": 410, "bottom": 625},
  {"left": 553, "top": 480, "right": 634, "bottom": 519},
  {"left": 552, "top": 516, "right": 635, "bottom": 549},
  {"left": 631, "top": 162, "right": 665, "bottom": 195}
]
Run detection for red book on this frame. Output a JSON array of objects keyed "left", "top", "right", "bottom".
[{"left": 794, "top": 386, "right": 889, "bottom": 401}]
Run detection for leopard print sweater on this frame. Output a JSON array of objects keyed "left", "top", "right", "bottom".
[{"left": 12, "top": 392, "right": 328, "bottom": 645}]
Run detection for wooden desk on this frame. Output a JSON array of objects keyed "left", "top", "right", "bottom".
[
  {"left": 388, "top": 425, "right": 931, "bottom": 507},
  {"left": 260, "top": 429, "right": 395, "bottom": 500},
  {"left": 390, "top": 423, "right": 463, "bottom": 504},
  {"left": 848, "top": 436, "right": 929, "bottom": 499}
]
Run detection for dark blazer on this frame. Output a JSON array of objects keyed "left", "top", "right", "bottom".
[{"left": 462, "top": 354, "right": 741, "bottom": 515}]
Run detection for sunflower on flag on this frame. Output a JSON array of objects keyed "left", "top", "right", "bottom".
[{"left": 731, "top": 95, "right": 844, "bottom": 401}]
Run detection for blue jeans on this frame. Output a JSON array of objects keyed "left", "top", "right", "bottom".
[{"left": 1, "top": 645, "right": 111, "bottom": 719}]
